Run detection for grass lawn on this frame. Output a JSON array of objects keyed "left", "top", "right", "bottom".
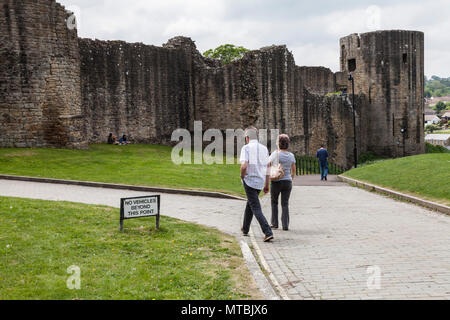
[
  {"left": 432, "top": 130, "right": 450, "bottom": 134},
  {"left": 0, "top": 196, "right": 260, "bottom": 300},
  {"left": 0, "top": 144, "right": 243, "bottom": 196},
  {"left": 343, "top": 153, "right": 450, "bottom": 206}
]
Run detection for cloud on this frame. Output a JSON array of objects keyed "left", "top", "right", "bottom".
[{"left": 58, "top": 0, "right": 449, "bottom": 76}]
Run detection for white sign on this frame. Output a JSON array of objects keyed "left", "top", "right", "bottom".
[
  {"left": 122, "top": 196, "right": 159, "bottom": 218},
  {"left": 120, "top": 195, "right": 160, "bottom": 231}
]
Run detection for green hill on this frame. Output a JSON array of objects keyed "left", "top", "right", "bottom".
[{"left": 425, "top": 75, "right": 450, "bottom": 98}]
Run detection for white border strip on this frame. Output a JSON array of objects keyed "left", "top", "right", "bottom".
[
  {"left": 239, "top": 240, "right": 280, "bottom": 300},
  {"left": 249, "top": 228, "right": 291, "bottom": 300}
]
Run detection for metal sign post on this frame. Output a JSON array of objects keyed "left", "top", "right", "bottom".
[{"left": 119, "top": 195, "right": 160, "bottom": 231}]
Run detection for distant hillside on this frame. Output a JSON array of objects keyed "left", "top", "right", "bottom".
[{"left": 425, "top": 76, "right": 450, "bottom": 98}]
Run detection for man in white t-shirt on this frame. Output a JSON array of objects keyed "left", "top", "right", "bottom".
[{"left": 240, "top": 126, "right": 273, "bottom": 242}]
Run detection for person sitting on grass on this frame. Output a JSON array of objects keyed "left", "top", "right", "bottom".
[
  {"left": 119, "top": 134, "right": 130, "bottom": 145},
  {"left": 107, "top": 133, "right": 119, "bottom": 145}
]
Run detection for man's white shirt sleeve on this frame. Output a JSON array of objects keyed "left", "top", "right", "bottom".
[{"left": 240, "top": 145, "right": 248, "bottom": 163}]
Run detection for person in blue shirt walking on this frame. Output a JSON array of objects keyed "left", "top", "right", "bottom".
[{"left": 316, "top": 145, "right": 329, "bottom": 181}]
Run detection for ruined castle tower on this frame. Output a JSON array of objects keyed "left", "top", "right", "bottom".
[
  {"left": 340, "top": 30, "right": 425, "bottom": 158},
  {"left": 0, "top": 0, "right": 87, "bottom": 148}
]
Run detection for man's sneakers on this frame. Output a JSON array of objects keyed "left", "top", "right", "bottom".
[{"left": 242, "top": 227, "right": 274, "bottom": 242}]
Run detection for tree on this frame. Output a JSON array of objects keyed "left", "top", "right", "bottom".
[
  {"left": 435, "top": 101, "right": 446, "bottom": 114},
  {"left": 424, "top": 75, "right": 450, "bottom": 98},
  {"left": 203, "top": 44, "right": 249, "bottom": 65}
]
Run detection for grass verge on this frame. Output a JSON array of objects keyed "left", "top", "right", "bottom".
[
  {"left": 343, "top": 153, "right": 450, "bottom": 206},
  {"left": 0, "top": 144, "right": 243, "bottom": 196},
  {"left": 0, "top": 196, "right": 260, "bottom": 300}
]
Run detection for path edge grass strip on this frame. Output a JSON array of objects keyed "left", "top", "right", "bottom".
[
  {"left": 0, "top": 174, "right": 246, "bottom": 201},
  {"left": 338, "top": 175, "right": 450, "bottom": 216}
]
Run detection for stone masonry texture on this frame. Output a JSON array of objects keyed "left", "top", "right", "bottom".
[
  {"left": 0, "top": 0, "right": 87, "bottom": 149},
  {"left": 0, "top": 0, "right": 425, "bottom": 168},
  {"left": 340, "top": 31, "right": 425, "bottom": 157}
]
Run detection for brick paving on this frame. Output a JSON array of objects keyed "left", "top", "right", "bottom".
[
  {"left": 1, "top": 178, "right": 449, "bottom": 300},
  {"left": 252, "top": 176, "right": 450, "bottom": 299}
]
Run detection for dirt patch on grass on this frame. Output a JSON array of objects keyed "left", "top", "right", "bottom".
[{"left": 3, "top": 151, "right": 37, "bottom": 158}]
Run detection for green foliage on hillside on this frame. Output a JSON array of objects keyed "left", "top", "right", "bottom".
[
  {"left": 425, "top": 75, "right": 450, "bottom": 98},
  {"left": 425, "top": 124, "right": 441, "bottom": 133}
]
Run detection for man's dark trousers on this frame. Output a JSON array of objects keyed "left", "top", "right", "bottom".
[
  {"left": 242, "top": 181, "right": 273, "bottom": 237},
  {"left": 320, "top": 161, "right": 328, "bottom": 181}
]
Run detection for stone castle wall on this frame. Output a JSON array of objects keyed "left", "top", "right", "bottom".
[
  {"left": 78, "top": 37, "right": 360, "bottom": 166},
  {"left": 0, "top": 0, "right": 86, "bottom": 148},
  {"left": 0, "top": 0, "right": 425, "bottom": 169},
  {"left": 79, "top": 38, "right": 193, "bottom": 145}
]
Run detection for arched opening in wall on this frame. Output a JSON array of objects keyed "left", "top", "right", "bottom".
[
  {"left": 357, "top": 37, "right": 361, "bottom": 48},
  {"left": 348, "top": 59, "right": 356, "bottom": 72},
  {"left": 402, "top": 53, "right": 408, "bottom": 64}
]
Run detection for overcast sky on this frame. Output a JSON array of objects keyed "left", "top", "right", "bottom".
[{"left": 59, "top": 0, "right": 450, "bottom": 77}]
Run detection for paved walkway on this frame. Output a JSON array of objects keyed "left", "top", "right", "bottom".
[
  {"left": 256, "top": 176, "right": 450, "bottom": 300},
  {"left": 292, "top": 174, "right": 344, "bottom": 186},
  {"left": 1, "top": 177, "right": 449, "bottom": 300}
]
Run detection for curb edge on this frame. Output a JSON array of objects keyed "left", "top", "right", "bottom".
[
  {"left": 0, "top": 174, "right": 246, "bottom": 201},
  {"left": 338, "top": 175, "right": 450, "bottom": 216}
]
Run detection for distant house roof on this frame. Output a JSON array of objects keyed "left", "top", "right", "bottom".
[
  {"left": 442, "top": 111, "right": 450, "bottom": 118},
  {"left": 425, "top": 115, "right": 440, "bottom": 121},
  {"left": 424, "top": 106, "right": 436, "bottom": 115},
  {"left": 429, "top": 96, "right": 450, "bottom": 103},
  {"left": 425, "top": 134, "right": 450, "bottom": 141}
]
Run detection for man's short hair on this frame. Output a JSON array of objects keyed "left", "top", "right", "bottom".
[{"left": 244, "top": 126, "right": 258, "bottom": 140}]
